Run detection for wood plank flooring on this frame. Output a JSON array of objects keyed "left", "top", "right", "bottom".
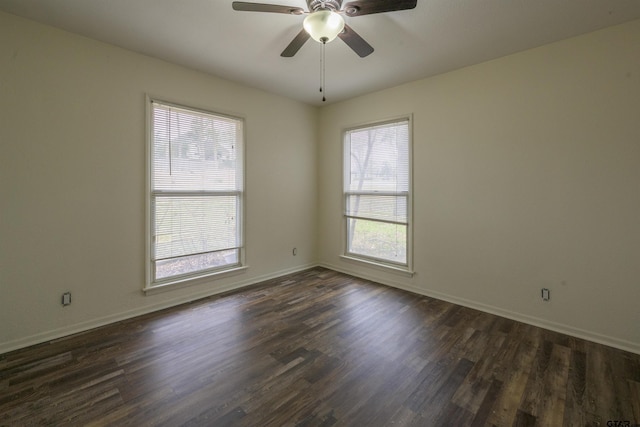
[{"left": 1, "top": 267, "right": 639, "bottom": 426}]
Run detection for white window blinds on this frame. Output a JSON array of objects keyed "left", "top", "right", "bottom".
[
  {"left": 344, "top": 119, "right": 411, "bottom": 266},
  {"left": 149, "top": 100, "right": 243, "bottom": 285}
]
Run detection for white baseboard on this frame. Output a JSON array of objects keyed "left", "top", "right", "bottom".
[
  {"left": 4, "top": 262, "right": 638, "bottom": 356},
  {"left": 0, "top": 263, "right": 317, "bottom": 355},
  {"left": 319, "top": 262, "right": 640, "bottom": 355}
]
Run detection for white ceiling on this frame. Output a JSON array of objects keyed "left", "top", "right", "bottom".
[{"left": 1, "top": 0, "right": 639, "bottom": 106}]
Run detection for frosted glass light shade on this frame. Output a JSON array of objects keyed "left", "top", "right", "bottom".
[{"left": 303, "top": 10, "right": 345, "bottom": 43}]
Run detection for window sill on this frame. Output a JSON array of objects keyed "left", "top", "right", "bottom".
[
  {"left": 339, "top": 255, "right": 414, "bottom": 277},
  {"left": 143, "top": 265, "right": 249, "bottom": 295}
]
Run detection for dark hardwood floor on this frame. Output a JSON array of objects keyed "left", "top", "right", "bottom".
[{"left": 1, "top": 268, "right": 639, "bottom": 426}]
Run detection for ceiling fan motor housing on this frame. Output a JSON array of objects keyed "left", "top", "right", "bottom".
[{"left": 308, "top": 0, "right": 342, "bottom": 12}]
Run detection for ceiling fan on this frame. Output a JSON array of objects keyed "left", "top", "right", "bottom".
[{"left": 232, "top": 0, "right": 418, "bottom": 58}]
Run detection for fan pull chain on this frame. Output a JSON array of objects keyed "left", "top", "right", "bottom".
[
  {"left": 320, "top": 38, "right": 327, "bottom": 102},
  {"left": 319, "top": 39, "right": 323, "bottom": 94}
]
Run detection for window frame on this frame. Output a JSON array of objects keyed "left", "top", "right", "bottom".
[
  {"left": 341, "top": 115, "right": 413, "bottom": 275},
  {"left": 145, "top": 96, "right": 246, "bottom": 291}
]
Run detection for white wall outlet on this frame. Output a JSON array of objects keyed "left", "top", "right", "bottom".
[
  {"left": 541, "top": 288, "right": 550, "bottom": 301},
  {"left": 62, "top": 292, "right": 72, "bottom": 306}
]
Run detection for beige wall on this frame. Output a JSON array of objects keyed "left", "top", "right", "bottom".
[
  {"left": 318, "top": 19, "right": 640, "bottom": 353},
  {"left": 2, "top": 10, "right": 639, "bottom": 355},
  {"left": 0, "top": 11, "right": 318, "bottom": 353}
]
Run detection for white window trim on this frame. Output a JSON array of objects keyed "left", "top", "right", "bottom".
[
  {"left": 144, "top": 96, "right": 246, "bottom": 291},
  {"left": 341, "top": 115, "right": 414, "bottom": 275}
]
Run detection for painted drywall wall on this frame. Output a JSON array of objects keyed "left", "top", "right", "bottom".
[
  {"left": 318, "top": 20, "right": 640, "bottom": 353},
  {"left": 0, "top": 11, "right": 318, "bottom": 353}
]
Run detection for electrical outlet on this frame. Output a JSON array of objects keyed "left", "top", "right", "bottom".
[
  {"left": 541, "top": 288, "right": 550, "bottom": 301},
  {"left": 62, "top": 292, "right": 72, "bottom": 306}
]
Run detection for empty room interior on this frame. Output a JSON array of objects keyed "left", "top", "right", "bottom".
[{"left": 1, "top": 0, "right": 639, "bottom": 425}]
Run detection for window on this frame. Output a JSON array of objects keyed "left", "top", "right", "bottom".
[
  {"left": 343, "top": 117, "right": 411, "bottom": 270},
  {"left": 147, "top": 99, "right": 244, "bottom": 288}
]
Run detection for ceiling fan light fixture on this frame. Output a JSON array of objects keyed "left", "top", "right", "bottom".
[{"left": 303, "top": 10, "right": 345, "bottom": 43}]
